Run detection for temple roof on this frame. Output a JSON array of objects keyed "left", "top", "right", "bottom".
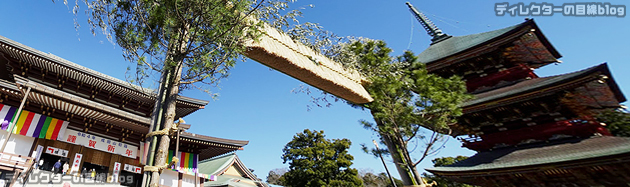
[
  {"left": 199, "top": 153, "right": 267, "bottom": 187},
  {"left": 176, "top": 132, "right": 249, "bottom": 160},
  {"left": 427, "top": 136, "right": 630, "bottom": 173},
  {"left": 463, "top": 63, "right": 626, "bottom": 111},
  {"left": 418, "top": 19, "right": 561, "bottom": 65},
  {"left": 0, "top": 35, "right": 209, "bottom": 118},
  {"left": 204, "top": 175, "right": 262, "bottom": 187}
]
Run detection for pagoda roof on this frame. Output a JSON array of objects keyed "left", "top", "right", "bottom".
[
  {"left": 418, "top": 19, "right": 561, "bottom": 67},
  {"left": 427, "top": 136, "right": 630, "bottom": 174},
  {"left": 463, "top": 63, "right": 626, "bottom": 112}
]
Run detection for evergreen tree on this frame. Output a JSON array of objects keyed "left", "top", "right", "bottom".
[
  {"left": 341, "top": 40, "right": 470, "bottom": 186},
  {"left": 280, "top": 129, "right": 362, "bottom": 187},
  {"left": 266, "top": 168, "right": 287, "bottom": 186},
  {"left": 360, "top": 172, "right": 404, "bottom": 187},
  {"left": 53, "top": 0, "right": 304, "bottom": 186}
]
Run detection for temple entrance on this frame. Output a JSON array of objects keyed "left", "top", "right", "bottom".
[
  {"left": 38, "top": 153, "right": 68, "bottom": 173},
  {"left": 81, "top": 162, "right": 108, "bottom": 182}
]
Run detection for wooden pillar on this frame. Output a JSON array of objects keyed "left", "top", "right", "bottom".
[
  {"left": 27, "top": 138, "right": 39, "bottom": 156},
  {"left": 108, "top": 154, "right": 121, "bottom": 182},
  {"left": 66, "top": 143, "right": 82, "bottom": 176},
  {"left": 76, "top": 146, "right": 85, "bottom": 176},
  {"left": 178, "top": 173, "right": 183, "bottom": 187}
]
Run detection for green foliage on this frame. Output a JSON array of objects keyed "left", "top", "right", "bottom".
[
  {"left": 423, "top": 156, "right": 477, "bottom": 187},
  {"left": 77, "top": 0, "right": 264, "bottom": 91},
  {"left": 280, "top": 129, "right": 363, "bottom": 187},
  {"left": 431, "top": 156, "right": 469, "bottom": 167},
  {"left": 597, "top": 109, "right": 630, "bottom": 137},
  {"left": 347, "top": 40, "right": 469, "bottom": 134},
  {"left": 341, "top": 39, "right": 470, "bottom": 185},
  {"left": 266, "top": 168, "right": 287, "bottom": 186},
  {"left": 360, "top": 172, "right": 403, "bottom": 187}
]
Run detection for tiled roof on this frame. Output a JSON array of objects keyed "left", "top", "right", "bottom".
[
  {"left": 463, "top": 63, "right": 626, "bottom": 108},
  {"left": 418, "top": 24, "right": 521, "bottom": 64},
  {"left": 0, "top": 35, "right": 209, "bottom": 114},
  {"left": 204, "top": 175, "right": 262, "bottom": 187},
  {"left": 199, "top": 153, "right": 267, "bottom": 187},
  {"left": 418, "top": 19, "right": 560, "bottom": 65},
  {"left": 198, "top": 153, "right": 237, "bottom": 176},
  {"left": 427, "top": 136, "right": 630, "bottom": 172}
]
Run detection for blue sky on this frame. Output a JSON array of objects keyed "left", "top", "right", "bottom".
[{"left": 1, "top": 0, "right": 628, "bottom": 181}]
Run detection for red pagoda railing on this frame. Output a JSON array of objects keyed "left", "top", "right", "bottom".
[
  {"left": 461, "top": 117, "right": 611, "bottom": 151},
  {"left": 466, "top": 64, "right": 538, "bottom": 92}
]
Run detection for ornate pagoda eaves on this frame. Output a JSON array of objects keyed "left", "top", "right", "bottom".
[
  {"left": 419, "top": 19, "right": 561, "bottom": 69},
  {"left": 462, "top": 63, "right": 625, "bottom": 113},
  {"left": 242, "top": 23, "right": 373, "bottom": 104},
  {"left": 427, "top": 136, "right": 630, "bottom": 175},
  {"left": 0, "top": 35, "right": 209, "bottom": 112}
]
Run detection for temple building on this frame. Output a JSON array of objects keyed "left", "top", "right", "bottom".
[
  {"left": 0, "top": 35, "right": 251, "bottom": 187},
  {"left": 198, "top": 153, "right": 267, "bottom": 187},
  {"left": 406, "top": 3, "right": 630, "bottom": 187}
]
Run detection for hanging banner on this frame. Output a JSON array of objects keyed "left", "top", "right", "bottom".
[
  {"left": 45, "top": 146, "right": 69, "bottom": 157},
  {"left": 123, "top": 164, "right": 142, "bottom": 174},
  {"left": 0, "top": 104, "right": 68, "bottom": 140},
  {"left": 112, "top": 162, "right": 121, "bottom": 183},
  {"left": 32, "top": 145, "right": 44, "bottom": 161},
  {"left": 70, "top": 153, "right": 82, "bottom": 174},
  {"left": 138, "top": 142, "right": 149, "bottom": 165},
  {"left": 167, "top": 150, "right": 212, "bottom": 179},
  {"left": 60, "top": 129, "right": 138, "bottom": 158}
]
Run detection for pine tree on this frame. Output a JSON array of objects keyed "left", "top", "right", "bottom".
[{"left": 342, "top": 40, "right": 470, "bottom": 186}]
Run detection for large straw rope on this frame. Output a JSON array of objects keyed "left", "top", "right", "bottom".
[{"left": 243, "top": 22, "right": 374, "bottom": 104}]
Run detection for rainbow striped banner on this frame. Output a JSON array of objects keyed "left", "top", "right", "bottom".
[
  {"left": 0, "top": 103, "right": 68, "bottom": 140},
  {"left": 168, "top": 150, "right": 204, "bottom": 177},
  {"left": 139, "top": 142, "right": 150, "bottom": 165}
]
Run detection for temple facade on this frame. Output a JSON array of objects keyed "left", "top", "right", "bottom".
[
  {"left": 0, "top": 35, "right": 252, "bottom": 187},
  {"left": 406, "top": 3, "right": 630, "bottom": 187}
]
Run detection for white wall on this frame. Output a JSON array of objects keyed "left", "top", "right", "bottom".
[
  {"left": 160, "top": 169, "right": 179, "bottom": 187},
  {"left": 181, "top": 173, "right": 197, "bottom": 187},
  {"left": 0, "top": 132, "right": 34, "bottom": 156}
]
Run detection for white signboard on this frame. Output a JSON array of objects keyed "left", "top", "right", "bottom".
[
  {"left": 32, "top": 145, "right": 44, "bottom": 161},
  {"left": 112, "top": 162, "right": 121, "bottom": 182},
  {"left": 123, "top": 164, "right": 142, "bottom": 174},
  {"left": 60, "top": 129, "right": 138, "bottom": 158},
  {"left": 45, "top": 146, "right": 69, "bottom": 157},
  {"left": 70, "top": 153, "right": 82, "bottom": 174}
]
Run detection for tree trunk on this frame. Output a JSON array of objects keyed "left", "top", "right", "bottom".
[
  {"left": 372, "top": 111, "right": 427, "bottom": 187},
  {"left": 141, "top": 66, "right": 172, "bottom": 187},
  {"left": 381, "top": 134, "right": 426, "bottom": 187},
  {"left": 410, "top": 165, "right": 425, "bottom": 187},
  {"left": 142, "top": 22, "right": 190, "bottom": 187},
  {"left": 149, "top": 65, "right": 182, "bottom": 187}
]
